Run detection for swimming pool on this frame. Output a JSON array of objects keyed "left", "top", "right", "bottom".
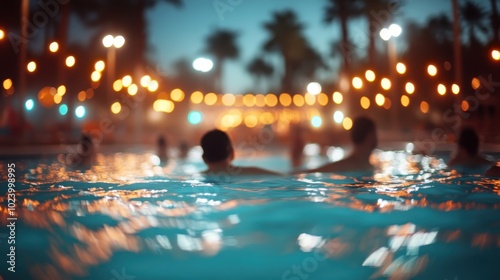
[{"left": 1, "top": 148, "right": 500, "bottom": 280}]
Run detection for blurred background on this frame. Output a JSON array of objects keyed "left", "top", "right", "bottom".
[{"left": 0, "top": 0, "right": 499, "bottom": 151}]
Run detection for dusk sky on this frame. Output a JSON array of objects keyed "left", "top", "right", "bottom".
[{"left": 69, "top": 0, "right": 452, "bottom": 93}]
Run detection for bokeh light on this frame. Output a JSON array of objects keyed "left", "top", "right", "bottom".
[
  {"left": 205, "top": 93, "right": 218, "bottom": 106},
  {"left": 3, "top": 79, "right": 12, "bottom": 90},
  {"left": 57, "top": 85, "right": 66, "bottom": 96},
  {"left": 154, "top": 99, "right": 175, "bottom": 113},
  {"left": 420, "top": 101, "right": 429, "bottom": 113},
  {"left": 381, "top": 78, "right": 392, "bottom": 90},
  {"left": 49, "top": 42, "right": 59, "bottom": 53},
  {"left": 405, "top": 82, "right": 415, "bottom": 94},
  {"left": 193, "top": 57, "right": 214, "bottom": 72},
  {"left": 401, "top": 95, "right": 410, "bottom": 107},
  {"left": 65, "top": 56, "right": 76, "bottom": 67},
  {"left": 293, "top": 94, "right": 305, "bottom": 107},
  {"left": 38, "top": 86, "right": 56, "bottom": 108},
  {"left": 352, "top": 77, "right": 363, "bottom": 89},
  {"left": 265, "top": 94, "right": 278, "bottom": 107},
  {"left": 307, "top": 82, "right": 322, "bottom": 95},
  {"left": 191, "top": 91, "right": 204, "bottom": 104},
  {"left": 78, "top": 91, "right": 86, "bottom": 102},
  {"left": 375, "top": 93, "right": 385, "bottom": 106},
  {"left": 396, "top": 62, "right": 406, "bottom": 74},
  {"left": 25, "top": 99, "right": 34, "bottom": 111},
  {"left": 318, "top": 93, "right": 328, "bottom": 106},
  {"left": 75, "top": 105, "right": 86, "bottom": 118},
  {"left": 471, "top": 77, "right": 480, "bottom": 90},
  {"left": 91, "top": 71, "right": 102, "bottom": 82},
  {"left": 461, "top": 100, "right": 469, "bottom": 111},
  {"left": 171, "top": 88, "right": 185, "bottom": 102},
  {"left": 365, "top": 70, "right": 376, "bottom": 82},
  {"left": 360, "top": 96, "right": 370, "bottom": 109},
  {"left": 492, "top": 50, "right": 500, "bottom": 61},
  {"left": 128, "top": 84, "right": 138, "bottom": 96},
  {"left": 122, "top": 75, "right": 132, "bottom": 87},
  {"left": 332, "top": 91, "right": 343, "bottom": 104},
  {"left": 244, "top": 115, "right": 259, "bottom": 128},
  {"left": 427, "top": 64, "right": 437, "bottom": 76},
  {"left": 27, "top": 61, "right": 36, "bottom": 72},
  {"left": 279, "top": 93, "right": 292, "bottom": 107},
  {"left": 342, "top": 117, "right": 353, "bottom": 130},
  {"left": 452, "top": 84, "right": 460, "bottom": 95},
  {"left": 59, "top": 104, "right": 68, "bottom": 115},
  {"left": 188, "top": 111, "right": 203, "bottom": 125},
  {"left": 0, "top": 29, "right": 4, "bottom": 40},
  {"left": 140, "top": 75, "right": 151, "bottom": 87},
  {"left": 243, "top": 94, "right": 256, "bottom": 107},
  {"left": 333, "top": 111, "right": 344, "bottom": 124},
  {"left": 383, "top": 98, "right": 392, "bottom": 109},
  {"left": 311, "top": 116, "right": 322, "bottom": 128},
  {"left": 437, "top": 84, "right": 446, "bottom": 95},
  {"left": 222, "top": 93, "right": 236, "bottom": 106},
  {"left": 304, "top": 93, "right": 316, "bottom": 105},
  {"left": 147, "top": 80, "right": 159, "bottom": 92},
  {"left": 111, "top": 102, "right": 122, "bottom": 114},
  {"left": 95, "top": 60, "right": 105, "bottom": 72},
  {"left": 113, "top": 80, "right": 123, "bottom": 92}
]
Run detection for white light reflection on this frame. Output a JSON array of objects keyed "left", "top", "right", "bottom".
[
  {"left": 405, "top": 142, "right": 414, "bottom": 153},
  {"left": 362, "top": 247, "right": 389, "bottom": 267},
  {"left": 327, "top": 147, "right": 345, "bottom": 162},
  {"left": 150, "top": 155, "right": 161, "bottom": 166},
  {"left": 297, "top": 233, "right": 325, "bottom": 252},
  {"left": 177, "top": 234, "right": 203, "bottom": 252},
  {"left": 304, "top": 143, "right": 321, "bottom": 156}
]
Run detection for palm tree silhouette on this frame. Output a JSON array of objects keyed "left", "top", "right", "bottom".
[
  {"left": 362, "top": 0, "right": 393, "bottom": 67},
  {"left": 490, "top": 0, "right": 500, "bottom": 42},
  {"left": 204, "top": 29, "right": 239, "bottom": 92},
  {"left": 324, "top": 0, "right": 363, "bottom": 77},
  {"left": 461, "top": 0, "right": 489, "bottom": 46},
  {"left": 262, "top": 10, "right": 309, "bottom": 93},
  {"left": 247, "top": 58, "right": 274, "bottom": 93}
]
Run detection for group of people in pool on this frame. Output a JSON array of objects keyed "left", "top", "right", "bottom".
[
  {"left": 71, "top": 115, "right": 500, "bottom": 176},
  {"left": 199, "top": 116, "right": 500, "bottom": 177}
]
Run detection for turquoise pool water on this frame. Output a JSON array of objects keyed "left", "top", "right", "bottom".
[{"left": 1, "top": 149, "right": 500, "bottom": 280}]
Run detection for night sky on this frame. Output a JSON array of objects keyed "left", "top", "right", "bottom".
[{"left": 69, "top": 0, "right": 452, "bottom": 93}]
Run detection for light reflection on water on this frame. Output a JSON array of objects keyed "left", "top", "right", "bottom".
[{"left": 0, "top": 151, "right": 500, "bottom": 279}]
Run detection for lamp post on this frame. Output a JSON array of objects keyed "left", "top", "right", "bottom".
[
  {"left": 102, "top": 35, "right": 125, "bottom": 103},
  {"left": 380, "top": 24, "right": 402, "bottom": 132}
]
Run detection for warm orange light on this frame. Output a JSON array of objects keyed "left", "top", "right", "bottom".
[
  {"left": 27, "top": 61, "right": 36, "bottom": 72},
  {"left": 38, "top": 87, "right": 56, "bottom": 108},
  {"left": 420, "top": 101, "right": 429, "bottom": 113},
  {"left": 78, "top": 91, "right": 86, "bottom": 102},
  {"left": 279, "top": 93, "right": 292, "bottom": 107},
  {"left": 383, "top": 98, "right": 392, "bottom": 109},
  {"left": 332, "top": 91, "right": 343, "bottom": 104},
  {"left": 427, "top": 64, "right": 437, "bottom": 76},
  {"left": 191, "top": 91, "right": 204, "bottom": 104},
  {"left": 265, "top": 94, "right": 278, "bottom": 107},
  {"left": 3, "top": 79, "right": 12, "bottom": 90},
  {"left": 381, "top": 78, "right": 392, "bottom": 90},
  {"left": 53, "top": 94, "right": 62, "bottom": 104},
  {"left": 259, "top": 112, "right": 275, "bottom": 125},
  {"left": 154, "top": 99, "right": 175, "bottom": 113},
  {"left": 147, "top": 80, "right": 159, "bottom": 92},
  {"left": 365, "top": 70, "right": 376, "bottom": 82},
  {"left": 255, "top": 94, "right": 266, "bottom": 107},
  {"left": 437, "top": 84, "right": 446, "bottom": 95},
  {"left": 49, "top": 42, "right": 59, "bottom": 53},
  {"left": 111, "top": 102, "right": 122, "bottom": 114},
  {"left": 205, "top": 93, "right": 218, "bottom": 106},
  {"left": 222, "top": 93, "right": 236, "bottom": 106},
  {"left": 304, "top": 93, "right": 316, "bottom": 105},
  {"left": 122, "top": 75, "right": 132, "bottom": 87},
  {"left": 94, "top": 60, "right": 105, "bottom": 72},
  {"left": 405, "top": 82, "right": 415, "bottom": 94},
  {"left": 401, "top": 95, "right": 410, "bottom": 107},
  {"left": 171, "top": 88, "right": 185, "bottom": 102},
  {"left": 375, "top": 93, "right": 385, "bottom": 106},
  {"left": 0, "top": 29, "right": 5, "bottom": 40},
  {"left": 461, "top": 100, "right": 469, "bottom": 111},
  {"left": 452, "top": 84, "right": 460, "bottom": 95},
  {"left": 86, "top": 88, "right": 94, "bottom": 99},
  {"left": 318, "top": 93, "right": 328, "bottom": 106},
  {"left": 57, "top": 85, "right": 66, "bottom": 96},
  {"left": 243, "top": 94, "right": 256, "bottom": 107},
  {"left": 352, "top": 77, "right": 363, "bottom": 89},
  {"left": 492, "top": 50, "right": 500, "bottom": 61},
  {"left": 128, "top": 84, "right": 138, "bottom": 96},
  {"left": 360, "top": 96, "right": 370, "bottom": 109},
  {"left": 293, "top": 94, "right": 305, "bottom": 107},
  {"left": 65, "top": 56, "right": 75, "bottom": 67},
  {"left": 471, "top": 77, "right": 480, "bottom": 90},
  {"left": 113, "top": 80, "right": 123, "bottom": 92},
  {"left": 396, "top": 62, "right": 406, "bottom": 74},
  {"left": 343, "top": 117, "right": 353, "bottom": 131},
  {"left": 244, "top": 114, "right": 259, "bottom": 128},
  {"left": 91, "top": 71, "right": 102, "bottom": 82}
]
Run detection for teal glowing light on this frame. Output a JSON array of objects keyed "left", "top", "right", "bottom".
[
  {"left": 75, "top": 105, "right": 86, "bottom": 118},
  {"left": 188, "top": 111, "right": 203, "bottom": 125},
  {"left": 25, "top": 99, "right": 34, "bottom": 111},
  {"left": 59, "top": 104, "right": 68, "bottom": 116},
  {"left": 311, "top": 116, "right": 322, "bottom": 128}
]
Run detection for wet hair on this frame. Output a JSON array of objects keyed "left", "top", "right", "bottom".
[
  {"left": 201, "top": 129, "right": 233, "bottom": 163},
  {"left": 457, "top": 127, "right": 479, "bottom": 156},
  {"left": 158, "top": 135, "right": 166, "bottom": 147},
  {"left": 351, "top": 116, "right": 376, "bottom": 145},
  {"left": 79, "top": 133, "right": 93, "bottom": 155}
]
